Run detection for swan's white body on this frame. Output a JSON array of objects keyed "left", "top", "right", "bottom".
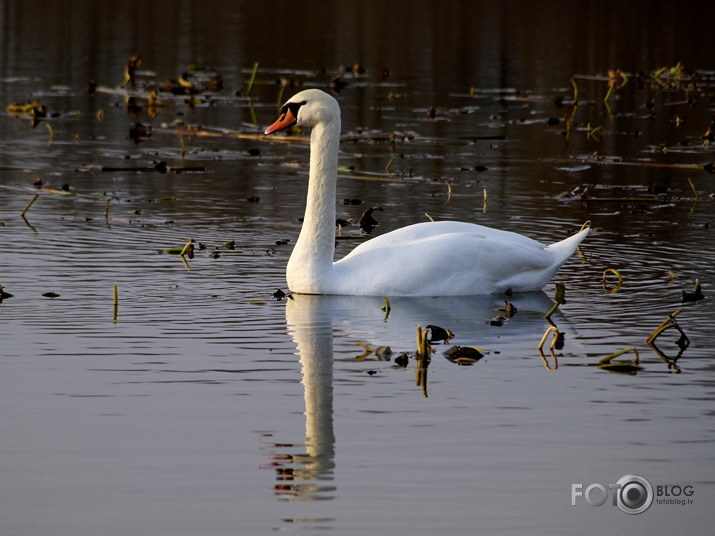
[{"left": 265, "top": 89, "right": 589, "bottom": 296}]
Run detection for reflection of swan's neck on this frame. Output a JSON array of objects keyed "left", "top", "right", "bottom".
[
  {"left": 287, "top": 120, "right": 340, "bottom": 292},
  {"left": 287, "top": 297, "right": 336, "bottom": 480},
  {"left": 300, "top": 334, "right": 335, "bottom": 464}
]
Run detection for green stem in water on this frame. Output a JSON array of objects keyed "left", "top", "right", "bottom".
[
  {"left": 21, "top": 194, "right": 39, "bottom": 217},
  {"left": 245, "top": 62, "right": 259, "bottom": 96}
]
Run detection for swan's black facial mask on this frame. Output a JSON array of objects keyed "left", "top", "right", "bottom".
[{"left": 264, "top": 101, "right": 306, "bottom": 134}]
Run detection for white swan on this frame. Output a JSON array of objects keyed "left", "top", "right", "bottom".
[{"left": 265, "top": 89, "right": 589, "bottom": 296}]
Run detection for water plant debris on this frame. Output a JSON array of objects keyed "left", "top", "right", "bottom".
[
  {"left": 443, "top": 346, "right": 484, "bottom": 365},
  {"left": 598, "top": 347, "right": 643, "bottom": 374},
  {"left": 646, "top": 309, "right": 689, "bottom": 348},
  {"left": 0, "top": 285, "right": 13, "bottom": 302},
  {"left": 682, "top": 280, "right": 704, "bottom": 303},
  {"left": 544, "top": 282, "right": 566, "bottom": 320},
  {"left": 425, "top": 325, "right": 454, "bottom": 344},
  {"left": 537, "top": 326, "right": 560, "bottom": 371},
  {"left": 602, "top": 268, "right": 624, "bottom": 293}
]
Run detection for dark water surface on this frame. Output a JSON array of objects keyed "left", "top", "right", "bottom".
[{"left": 2, "top": 1, "right": 715, "bottom": 534}]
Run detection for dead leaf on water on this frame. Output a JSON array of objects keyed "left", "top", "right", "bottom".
[
  {"left": 682, "top": 279, "right": 705, "bottom": 303},
  {"left": 444, "top": 346, "right": 484, "bottom": 365},
  {"left": 425, "top": 325, "right": 454, "bottom": 343},
  {"left": 0, "top": 285, "right": 14, "bottom": 301}
]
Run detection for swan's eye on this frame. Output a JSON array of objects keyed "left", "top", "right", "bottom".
[{"left": 284, "top": 101, "right": 306, "bottom": 118}]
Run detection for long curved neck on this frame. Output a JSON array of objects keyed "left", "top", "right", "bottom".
[{"left": 287, "top": 119, "right": 341, "bottom": 292}]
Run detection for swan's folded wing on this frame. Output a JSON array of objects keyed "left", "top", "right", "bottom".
[{"left": 334, "top": 227, "right": 555, "bottom": 295}]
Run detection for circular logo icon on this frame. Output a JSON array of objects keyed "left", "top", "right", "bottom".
[{"left": 616, "top": 474, "right": 653, "bottom": 514}]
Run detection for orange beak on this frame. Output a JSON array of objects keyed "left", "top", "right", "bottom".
[{"left": 264, "top": 107, "right": 298, "bottom": 135}]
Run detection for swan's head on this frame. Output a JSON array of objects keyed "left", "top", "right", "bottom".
[{"left": 264, "top": 89, "right": 340, "bottom": 135}]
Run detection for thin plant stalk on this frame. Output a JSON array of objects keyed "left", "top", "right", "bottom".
[
  {"left": 245, "top": 62, "right": 259, "bottom": 96},
  {"left": 21, "top": 194, "right": 39, "bottom": 217},
  {"left": 599, "top": 347, "right": 640, "bottom": 365},
  {"left": 113, "top": 285, "right": 118, "bottom": 324}
]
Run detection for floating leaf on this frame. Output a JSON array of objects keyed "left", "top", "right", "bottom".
[
  {"left": 273, "top": 289, "right": 287, "bottom": 300},
  {"left": 394, "top": 353, "right": 410, "bottom": 367},
  {"left": 425, "top": 324, "right": 454, "bottom": 343},
  {"left": 375, "top": 346, "right": 393, "bottom": 360},
  {"left": 0, "top": 285, "right": 14, "bottom": 301},
  {"left": 129, "top": 122, "right": 151, "bottom": 142},
  {"left": 358, "top": 206, "right": 383, "bottom": 233},
  {"left": 444, "top": 346, "right": 484, "bottom": 365},
  {"left": 488, "top": 315, "right": 505, "bottom": 327},
  {"left": 682, "top": 279, "right": 705, "bottom": 303}
]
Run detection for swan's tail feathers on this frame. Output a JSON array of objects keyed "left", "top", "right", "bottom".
[{"left": 545, "top": 223, "right": 590, "bottom": 264}]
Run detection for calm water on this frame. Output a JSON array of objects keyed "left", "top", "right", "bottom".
[{"left": 2, "top": 1, "right": 715, "bottom": 534}]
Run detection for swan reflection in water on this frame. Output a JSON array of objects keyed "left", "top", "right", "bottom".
[{"left": 263, "top": 291, "right": 568, "bottom": 502}]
